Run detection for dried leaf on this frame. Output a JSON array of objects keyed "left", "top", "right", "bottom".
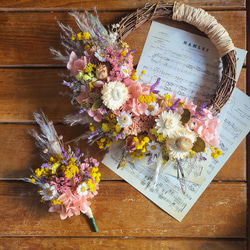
[
  {"left": 92, "top": 99, "right": 103, "bottom": 111},
  {"left": 180, "top": 109, "right": 191, "bottom": 125},
  {"left": 192, "top": 137, "right": 206, "bottom": 153},
  {"left": 89, "top": 92, "right": 101, "bottom": 99}
]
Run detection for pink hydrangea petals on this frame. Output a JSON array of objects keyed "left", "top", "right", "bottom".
[
  {"left": 185, "top": 101, "right": 197, "bottom": 115},
  {"left": 209, "top": 136, "right": 220, "bottom": 147},
  {"left": 192, "top": 114, "right": 220, "bottom": 147},
  {"left": 50, "top": 189, "right": 92, "bottom": 220},
  {"left": 138, "top": 102, "right": 148, "bottom": 114}
]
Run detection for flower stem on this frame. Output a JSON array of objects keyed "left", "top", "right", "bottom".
[
  {"left": 90, "top": 217, "right": 98, "bottom": 232},
  {"left": 86, "top": 207, "right": 98, "bottom": 232}
]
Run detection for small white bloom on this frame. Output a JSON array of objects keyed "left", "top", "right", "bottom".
[
  {"left": 101, "top": 81, "right": 129, "bottom": 111},
  {"left": 145, "top": 102, "right": 159, "bottom": 116},
  {"left": 111, "top": 23, "right": 119, "bottom": 29},
  {"left": 94, "top": 49, "right": 106, "bottom": 62},
  {"left": 39, "top": 183, "right": 58, "bottom": 201},
  {"left": 155, "top": 110, "right": 182, "bottom": 138},
  {"left": 146, "top": 141, "right": 161, "bottom": 155},
  {"left": 77, "top": 182, "right": 89, "bottom": 196},
  {"left": 121, "top": 65, "right": 129, "bottom": 77},
  {"left": 117, "top": 111, "right": 132, "bottom": 127},
  {"left": 108, "top": 33, "right": 117, "bottom": 44},
  {"left": 165, "top": 129, "right": 197, "bottom": 159}
]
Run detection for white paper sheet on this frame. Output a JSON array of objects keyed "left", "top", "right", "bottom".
[
  {"left": 136, "top": 22, "right": 245, "bottom": 106},
  {"left": 102, "top": 22, "right": 249, "bottom": 221}
]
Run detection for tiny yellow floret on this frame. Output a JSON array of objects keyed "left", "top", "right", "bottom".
[
  {"left": 121, "top": 50, "right": 127, "bottom": 57},
  {"left": 82, "top": 32, "right": 90, "bottom": 40},
  {"left": 131, "top": 72, "right": 138, "bottom": 81}
]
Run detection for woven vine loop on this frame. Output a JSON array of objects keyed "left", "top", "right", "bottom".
[{"left": 117, "top": 1, "right": 237, "bottom": 114}]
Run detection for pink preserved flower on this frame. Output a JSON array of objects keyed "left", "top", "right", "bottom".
[
  {"left": 127, "top": 81, "right": 150, "bottom": 99},
  {"left": 50, "top": 176, "right": 71, "bottom": 193},
  {"left": 85, "top": 157, "right": 100, "bottom": 168},
  {"left": 105, "top": 47, "right": 134, "bottom": 81},
  {"left": 75, "top": 85, "right": 90, "bottom": 104},
  {"left": 192, "top": 116, "right": 220, "bottom": 146},
  {"left": 79, "top": 162, "right": 90, "bottom": 172},
  {"left": 184, "top": 101, "right": 197, "bottom": 115},
  {"left": 67, "top": 51, "right": 89, "bottom": 76},
  {"left": 123, "top": 115, "right": 154, "bottom": 136},
  {"left": 49, "top": 189, "right": 91, "bottom": 220},
  {"left": 122, "top": 98, "right": 148, "bottom": 116},
  {"left": 118, "top": 81, "right": 151, "bottom": 116},
  {"left": 126, "top": 53, "right": 134, "bottom": 74},
  {"left": 87, "top": 107, "right": 106, "bottom": 122}
]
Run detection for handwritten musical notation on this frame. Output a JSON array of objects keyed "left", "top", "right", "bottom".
[{"left": 102, "top": 22, "right": 249, "bottom": 221}]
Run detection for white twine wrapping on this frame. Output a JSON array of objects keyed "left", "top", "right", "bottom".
[{"left": 172, "top": 2, "right": 235, "bottom": 57}]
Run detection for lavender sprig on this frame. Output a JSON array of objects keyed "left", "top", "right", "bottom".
[
  {"left": 115, "top": 133, "right": 125, "bottom": 141},
  {"left": 94, "top": 28, "right": 106, "bottom": 44},
  {"left": 199, "top": 103, "right": 208, "bottom": 116},
  {"left": 166, "top": 98, "right": 180, "bottom": 111},
  {"left": 150, "top": 77, "right": 161, "bottom": 93}
]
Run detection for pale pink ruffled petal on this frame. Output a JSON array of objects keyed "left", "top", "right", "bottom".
[
  {"left": 137, "top": 103, "right": 148, "bottom": 114},
  {"left": 209, "top": 136, "right": 220, "bottom": 146}
]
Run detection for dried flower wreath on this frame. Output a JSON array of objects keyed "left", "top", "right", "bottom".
[{"left": 51, "top": 2, "right": 236, "bottom": 184}]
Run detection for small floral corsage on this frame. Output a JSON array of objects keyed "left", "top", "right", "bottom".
[{"left": 22, "top": 112, "right": 100, "bottom": 232}]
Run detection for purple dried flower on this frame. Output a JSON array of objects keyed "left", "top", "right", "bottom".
[
  {"left": 150, "top": 77, "right": 161, "bottom": 93},
  {"left": 62, "top": 80, "right": 73, "bottom": 87},
  {"left": 94, "top": 28, "right": 106, "bottom": 44},
  {"left": 199, "top": 103, "right": 208, "bottom": 116}
]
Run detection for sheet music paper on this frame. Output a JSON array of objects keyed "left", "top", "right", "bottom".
[
  {"left": 136, "top": 22, "right": 245, "bottom": 106},
  {"left": 102, "top": 22, "right": 249, "bottom": 221}
]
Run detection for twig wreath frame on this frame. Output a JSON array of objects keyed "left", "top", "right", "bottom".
[{"left": 117, "top": 1, "right": 237, "bottom": 114}]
